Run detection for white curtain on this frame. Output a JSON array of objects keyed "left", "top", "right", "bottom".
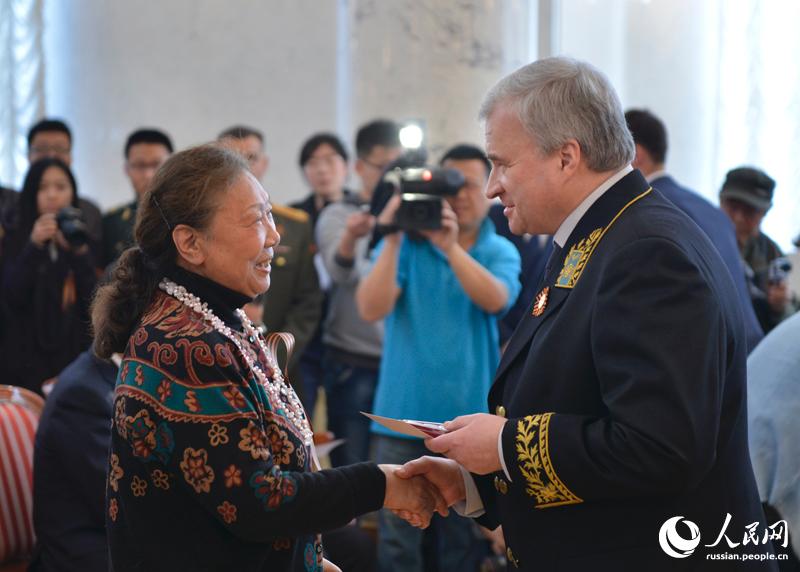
[
  {"left": 713, "top": 0, "right": 800, "bottom": 250},
  {"left": 0, "top": 0, "right": 44, "bottom": 190},
  {"left": 552, "top": 0, "right": 800, "bottom": 250}
]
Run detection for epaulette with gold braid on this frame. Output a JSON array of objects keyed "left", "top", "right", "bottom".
[{"left": 272, "top": 204, "right": 309, "bottom": 224}]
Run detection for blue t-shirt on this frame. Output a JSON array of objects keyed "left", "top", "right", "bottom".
[{"left": 370, "top": 218, "right": 521, "bottom": 438}]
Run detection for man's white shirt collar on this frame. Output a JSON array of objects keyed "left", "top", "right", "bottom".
[
  {"left": 645, "top": 169, "right": 668, "bottom": 184},
  {"left": 553, "top": 165, "right": 633, "bottom": 248}
]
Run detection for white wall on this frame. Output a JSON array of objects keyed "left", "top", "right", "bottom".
[{"left": 44, "top": 0, "right": 340, "bottom": 209}]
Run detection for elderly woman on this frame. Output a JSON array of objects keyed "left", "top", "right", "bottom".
[{"left": 93, "top": 145, "right": 441, "bottom": 572}]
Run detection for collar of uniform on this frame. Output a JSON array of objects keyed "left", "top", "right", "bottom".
[
  {"left": 553, "top": 165, "right": 633, "bottom": 248},
  {"left": 645, "top": 169, "right": 669, "bottom": 184}
]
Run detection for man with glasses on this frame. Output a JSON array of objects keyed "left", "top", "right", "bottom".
[{"left": 101, "top": 129, "right": 173, "bottom": 267}]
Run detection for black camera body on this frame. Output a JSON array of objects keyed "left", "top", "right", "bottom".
[
  {"left": 383, "top": 167, "right": 465, "bottom": 232},
  {"left": 56, "top": 206, "right": 89, "bottom": 248}
]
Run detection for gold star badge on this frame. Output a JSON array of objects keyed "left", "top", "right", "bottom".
[{"left": 532, "top": 287, "right": 549, "bottom": 317}]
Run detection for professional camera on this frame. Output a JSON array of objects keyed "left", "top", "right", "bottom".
[
  {"left": 768, "top": 256, "right": 792, "bottom": 284},
  {"left": 56, "top": 206, "right": 90, "bottom": 248},
  {"left": 381, "top": 166, "right": 465, "bottom": 231}
]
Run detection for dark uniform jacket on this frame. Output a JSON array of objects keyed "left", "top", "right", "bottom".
[
  {"left": 102, "top": 199, "right": 137, "bottom": 268},
  {"left": 30, "top": 350, "right": 118, "bottom": 572},
  {"left": 261, "top": 204, "right": 322, "bottom": 378},
  {"left": 477, "top": 171, "right": 773, "bottom": 571},
  {"left": 651, "top": 174, "right": 764, "bottom": 351}
]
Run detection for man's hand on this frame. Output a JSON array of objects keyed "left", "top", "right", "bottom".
[
  {"left": 377, "top": 193, "right": 402, "bottom": 227},
  {"left": 425, "top": 413, "right": 506, "bottom": 474},
  {"left": 395, "top": 456, "right": 465, "bottom": 507},
  {"left": 766, "top": 281, "right": 790, "bottom": 313},
  {"left": 420, "top": 201, "right": 458, "bottom": 255},
  {"left": 380, "top": 464, "right": 448, "bottom": 528},
  {"left": 344, "top": 210, "right": 375, "bottom": 240}
]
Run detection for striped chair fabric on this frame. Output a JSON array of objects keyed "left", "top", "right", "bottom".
[{"left": 0, "top": 386, "right": 44, "bottom": 563}]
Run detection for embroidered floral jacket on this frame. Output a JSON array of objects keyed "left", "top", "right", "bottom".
[{"left": 106, "top": 269, "right": 384, "bottom": 572}]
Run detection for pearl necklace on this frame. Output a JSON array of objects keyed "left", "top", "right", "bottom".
[{"left": 159, "top": 278, "right": 313, "bottom": 447}]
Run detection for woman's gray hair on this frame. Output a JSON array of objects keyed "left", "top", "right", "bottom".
[{"left": 479, "top": 56, "right": 634, "bottom": 172}]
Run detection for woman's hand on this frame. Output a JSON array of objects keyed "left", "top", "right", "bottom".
[
  {"left": 379, "top": 464, "right": 447, "bottom": 528},
  {"left": 30, "top": 213, "right": 58, "bottom": 247},
  {"left": 54, "top": 231, "right": 89, "bottom": 256}
]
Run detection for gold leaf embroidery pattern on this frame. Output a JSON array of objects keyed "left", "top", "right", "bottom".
[{"left": 515, "top": 413, "right": 582, "bottom": 508}]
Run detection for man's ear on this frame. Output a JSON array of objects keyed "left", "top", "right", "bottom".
[
  {"left": 172, "top": 224, "right": 207, "bottom": 266},
  {"left": 559, "top": 139, "right": 581, "bottom": 175},
  {"left": 354, "top": 158, "right": 366, "bottom": 179}
]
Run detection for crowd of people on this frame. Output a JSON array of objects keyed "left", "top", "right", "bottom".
[{"left": 0, "top": 55, "right": 798, "bottom": 572}]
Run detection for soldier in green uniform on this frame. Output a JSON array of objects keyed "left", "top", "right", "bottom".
[
  {"left": 101, "top": 129, "right": 173, "bottom": 268},
  {"left": 218, "top": 126, "right": 322, "bottom": 404},
  {"left": 719, "top": 166, "right": 799, "bottom": 333}
]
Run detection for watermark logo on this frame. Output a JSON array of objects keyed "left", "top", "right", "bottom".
[
  {"left": 659, "top": 516, "right": 702, "bottom": 558},
  {"left": 658, "top": 514, "right": 790, "bottom": 562}
]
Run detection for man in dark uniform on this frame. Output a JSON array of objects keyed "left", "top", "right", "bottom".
[
  {"left": 399, "top": 57, "right": 775, "bottom": 571},
  {"left": 719, "top": 167, "right": 798, "bottom": 333},
  {"left": 218, "top": 126, "right": 322, "bottom": 400},
  {"left": 624, "top": 108, "right": 764, "bottom": 351},
  {"left": 102, "top": 129, "right": 173, "bottom": 268}
]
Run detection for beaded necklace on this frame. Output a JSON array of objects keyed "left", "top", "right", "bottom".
[{"left": 159, "top": 278, "right": 313, "bottom": 447}]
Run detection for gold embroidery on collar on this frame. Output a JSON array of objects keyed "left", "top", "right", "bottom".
[
  {"left": 515, "top": 413, "right": 582, "bottom": 508},
  {"left": 554, "top": 188, "right": 653, "bottom": 289}
]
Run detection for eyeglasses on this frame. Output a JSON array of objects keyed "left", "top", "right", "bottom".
[
  {"left": 127, "top": 161, "right": 165, "bottom": 172},
  {"left": 30, "top": 145, "right": 71, "bottom": 157},
  {"left": 360, "top": 157, "right": 392, "bottom": 172}
]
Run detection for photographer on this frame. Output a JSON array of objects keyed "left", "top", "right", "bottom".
[
  {"left": 0, "top": 158, "right": 97, "bottom": 394},
  {"left": 719, "top": 167, "right": 799, "bottom": 333},
  {"left": 356, "top": 144, "right": 520, "bottom": 571}
]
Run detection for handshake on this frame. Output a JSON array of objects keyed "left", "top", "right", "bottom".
[
  {"left": 379, "top": 457, "right": 465, "bottom": 528},
  {"left": 375, "top": 410, "right": 510, "bottom": 527}
]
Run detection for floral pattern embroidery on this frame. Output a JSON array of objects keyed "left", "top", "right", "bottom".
[
  {"left": 109, "top": 498, "right": 118, "bottom": 521},
  {"left": 151, "top": 469, "right": 170, "bottom": 490},
  {"left": 108, "top": 453, "right": 124, "bottom": 492},
  {"left": 267, "top": 424, "right": 294, "bottom": 466},
  {"left": 304, "top": 542, "right": 323, "bottom": 572},
  {"left": 184, "top": 390, "right": 201, "bottom": 413},
  {"left": 214, "top": 343, "right": 235, "bottom": 368},
  {"left": 134, "top": 365, "right": 145, "bottom": 386},
  {"left": 208, "top": 423, "right": 229, "bottom": 447},
  {"left": 238, "top": 421, "right": 270, "bottom": 460},
  {"left": 157, "top": 379, "right": 172, "bottom": 403},
  {"left": 223, "top": 386, "right": 247, "bottom": 410},
  {"left": 114, "top": 396, "right": 129, "bottom": 439},
  {"left": 131, "top": 475, "right": 148, "bottom": 497},
  {"left": 249, "top": 466, "right": 297, "bottom": 511},
  {"left": 224, "top": 464, "right": 242, "bottom": 488},
  {"left": 180, "top": 447, "right": 215, "bottom": 493},
  {"left": 134, "top": 326, "right": 148, "bottom": 345},
  {"left": 127, "top": 409, "right": 174, "bottom": 464},
  {"left": 217, "top": 501, "right": 237, "bottom": 524}
]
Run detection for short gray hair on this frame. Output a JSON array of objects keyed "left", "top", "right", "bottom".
[{"left": 479, "top": 56, "right": 634, "bottom": 172}]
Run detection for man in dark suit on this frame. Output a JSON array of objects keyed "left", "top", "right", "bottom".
[
  {"left": 30, "top": 350, "right": 118, "bottom": 572},
  {"left": 624, "top": 109, "right": 763, "bottom": 351},
  {"left": 399, "top": 57, "right": 774, "bottom": 571}
]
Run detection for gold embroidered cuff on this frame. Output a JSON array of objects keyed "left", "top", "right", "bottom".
[{"left": 515, "top": 412, "right": 582, "bottom": 508}]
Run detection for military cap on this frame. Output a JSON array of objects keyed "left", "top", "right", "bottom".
[{"left": 719, "top": 166, "right": 776, "bottom": 212}]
